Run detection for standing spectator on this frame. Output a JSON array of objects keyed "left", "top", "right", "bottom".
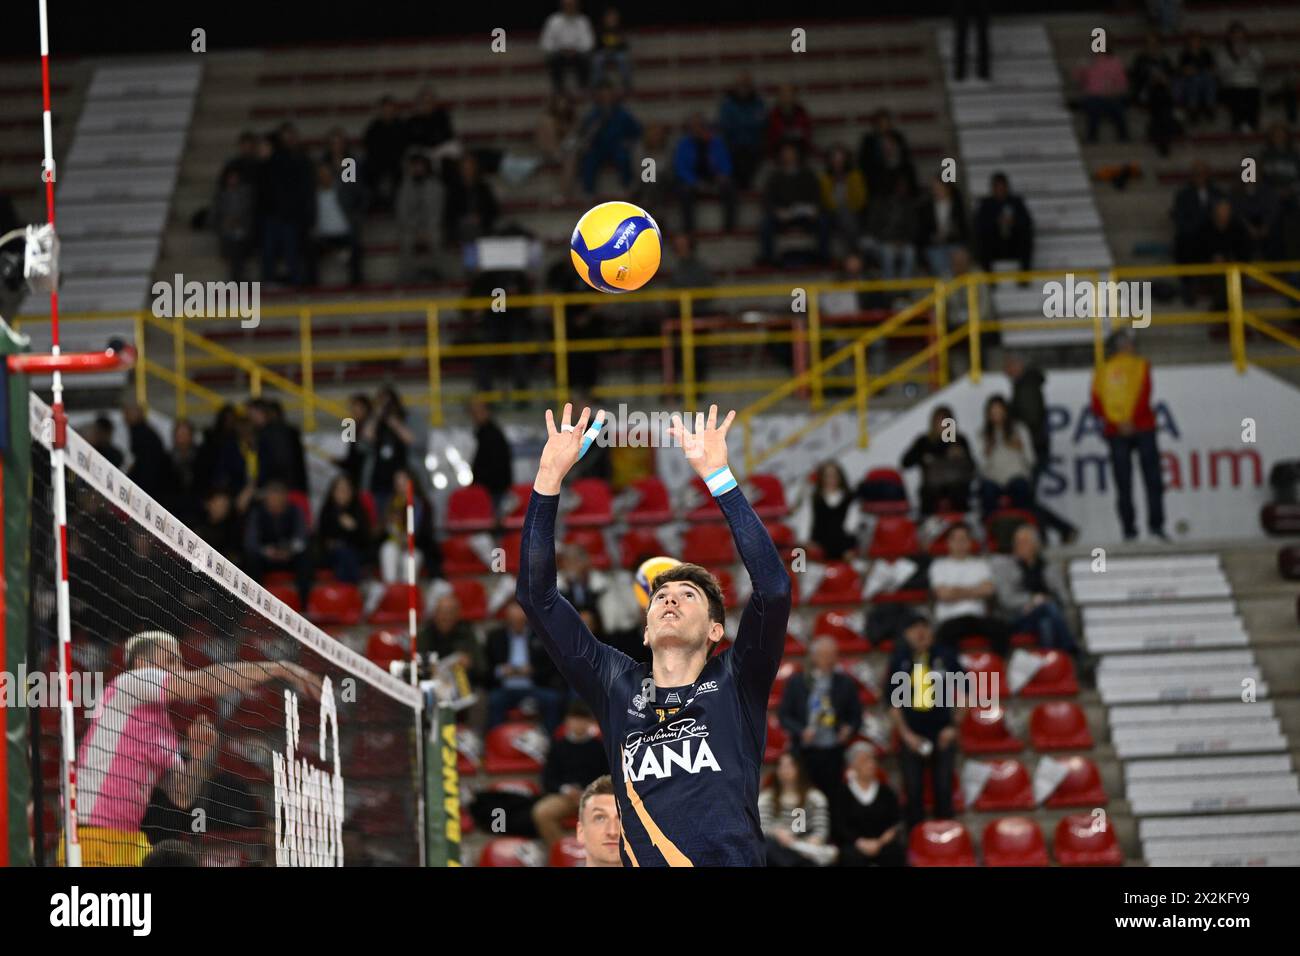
[
  {"left": 1144, "top": 62, "right": 1182, "bottom": 155},
  {"left": 863, "top": 173, "right": 918, "bottom": 280},
  {"left": 531, "top": 703, "right": 610, "bottom": 846},
  {"left": 916, "top": 178, "right": 969, "bottom": 278},
  {"left": 759, "top": 752, "right": 836, "bottom": 867},
  {"left": 260, "top": 124, "right": 315, "bottom": 288},
  {"left": 818, "top": 144, "right": 867, "bottom": 259},
  {"left": 485, "top": 600, "right": 566, "bottom": 735},
  {"left": 952, "top": 0, "right": 991, "bottom": 82},
  {"left": 194, "top": 404, "right": 246, "bottom": 501},
  {"left": 443, "top": 153, "right": 499, "bottom": 245},
  {"left": 858, "top": 110, "right": 915, "bottom": 199},
  {"left": 194, "top": 486, "right": 244, "bottom": 568},
  {"left": 1170, "top": 161, "right": 1223, "bottom": 303},
  {"left": 540, "top": 0, "right": 595, "bottom": 96},
  {"left": 315, "top": 474, "right": 371, "bottom": 584},
  {"left": 307, "top": 162, "right": 364, "bottom": 287},
  {"left": 929, "top": 523, "right": 1011, "bottom": 658},
  {"left": 405, "top": 87, "right": 456, "bottom": 157},
  {"left": 1004, "top": 354, "right": 1077, "bottom": 544},
  {"left": 212, "top": 169, "right": 255, "bottom": 282},
  {"left": 900, "top": 404, "right": 975, "bottom": 515},
  {"left": 778, "top": 637, "right": 863, "bottom": 799},
  {"left": 1175, "top": 31, "right": 1217, "bottom": 125},
  {"left": 1261, "top": 124, "right": 1300, "bottom": 198},
  {"left": 418, "top": 593, "right": 486, "bottom": 688},
  {"left": 1074, "top": 49, "right": 1130, "bottom": 143},
  {"left": 89, "top": 415, "right": 125, "bottom": 469},
  {"left": 1091, "top": 329, "right": 1167, "bottom": 542},
  {"left": 243, "top": 481, "right": 313, "bottom": 608},
  {"left": 1129, "top": 32, "right": 1175, "bottom": 107},
  {"left": 888, "top": 609, "right": 963, "bottom": 827},
  {"left": 536, "top": 93, "right": 581, "bottom": 204},
  {"left": 975, "top": 394, "right": 1035, "bottom": 517},
  {"left": 363, "top": 96, "right": 409, "bottom": 211},
  {"left": 993, "top": 524, "right": 1079, "bottom": 655},
  {"left": 395, "top": 152, "right": 444, "bottom": 283},
  {"left": 590, "top": 7, "right": 632, "bottom": 92},
  {"left": 577, "top": 85, "right": 641, "bottom": 197},
  {"left": 673, "top": 113, "right": 736, "bottom": 234},
  {"left": 974, "top": 172, "right": 1034, "bottom": 274},
  {"left": 169, "top": 419, "right": 202, "bottom": 525},
  {"left": 122, "top": 403, "right": 170, "bottom": 502},
  {"left": 792, "top": 462, "right": 862, "bottom": 561},
  {"left": 364, "top": 386, "right": 416, "bottom": 511},
  {"left": 1219, "top": 22, "right": 1263, "bottom": 133},
  {"left": 248, "top": 399, "right": 306, "bottom": 492},
  {"left": 1233, "top": 177, "right": 1278, "bottom": 260},
  {"left": 470, "top": 399, "right": 513, "bottom": 510},
  {"left": 717, "top": 73, "right": 766, "bottom": 190},
  {"left": 832, "top": 742, "right": 904, "bottom": 867},
  {"left": 758, "top": 142, "right": 828, "bottom": 265},
  {"left": 764, "top": 84, "right": 813, "bottom": 159},
  {"left": 217, "top": 131, "right": 261, "bottom": 188},
  {"left": 334, "top": 393, "right": 374, "bottom": 490},
  {"left": 1199, "top": 198, "right": 1253, "bottom": 310}
]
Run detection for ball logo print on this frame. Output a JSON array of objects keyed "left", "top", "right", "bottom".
[{"left": 570, "top": 200, "right": 662, "bottom": 293}]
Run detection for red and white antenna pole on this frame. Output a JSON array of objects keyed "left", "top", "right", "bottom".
[
  {"left": 37, "top": 0, "right": 80, "bottom": 868},
  {"left": 405, "top": 478, "right": 426, "bottom": 865}
]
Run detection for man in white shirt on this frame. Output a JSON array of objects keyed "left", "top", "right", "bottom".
[
  {"left": 927, "top": 522, "right": 1011, "bottom": 657},
  {"left": 540, "top": 0, "right": 595, "bottom": 96}
]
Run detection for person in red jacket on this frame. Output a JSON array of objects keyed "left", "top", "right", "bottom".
[
  {"left": 765, "top": 84, "right": 813, "bottom": 159},
  {"left": 1090, "top": 330, "right": 1168, "bottom": 541}
]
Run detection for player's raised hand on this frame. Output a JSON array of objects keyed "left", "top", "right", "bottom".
[
  {"left": 535, "top": 403, "right": 606, "bottom": 494},
  {"left": 668, "top": 404, "right": 736, "bottom": 480}
]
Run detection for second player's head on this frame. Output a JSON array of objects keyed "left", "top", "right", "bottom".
[
  {"left": 577, "top": 775, "right": 621, "bottom": 867},
  {"left": 643, "top": 563, "right": 725, "bottom": 657}
]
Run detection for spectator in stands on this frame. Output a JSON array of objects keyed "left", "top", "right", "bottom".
[
  {"left": 308, "top": 162, "right": 364, "bottom": 287},
  {"left": 929, "top": 522, "right": 1011, "bottom": 657},
  {"left": 816, "top": 253, "right": 890, "bottom": 379},
  {"left": 888, "top": 608, "right": 962, "bottom": 827},
  {"left": 974, "top": 171, "right": 1034, "bottom": 275},
  {"left": 168, "top": 419, "right": 202, "bottom": 525},
  {"left": 576, "top": 775, "right": 621, "bottom": 867},
  {"left": 1219, "top": 21, "right": 1264, "bottom": 133},
  {"left": 832, "top": 741, "right": 904, "bottom": 867},
  {"left": 1233, "top": 177, "right": 1278, "bottom": 259},
  {"left": 378, "top": 466, "right": 439, "bottom": 583},
  {"left": 778, "top": 637, "right": 863, "bottom": 799},
  {"left": 673, "top": 113, "right": 736, "bottom": 235},
  {"left": 315, "top": 474, "right": 371, "bottom": 585},
  {"left": 1261, "top": 123, "right": 1300, "bottom": 198},
  {"left": 1129, "top": 32, "right": 1175, "bottom": 107},
  {"left": 531, "top": 702, "right": 609, "bottom": 846},
  {"left": 244, "top": 480, "right": 313, "bottom": 608},
  {"left": 578, "top": 85, "right": 642, "bottom": 197},
  {"left": 556, "top": 542, "right": 641, "bottom": 641},
  {"left": 195, "top": 484, "right": 244, "bottom": 568},
  {"left": 363, "top": 96, "right": 409, "bottom": 212},
  {"left": 486, "top": 600, "right": 566, "bottom": 735},
  {"left": 718, "top": 73, "right": 767, "bottom": 191},
  {"left": 993, "top": 523, "right": 1079, "bottom": 656},
  {"left": 916, "top": 177, "right": 969, "bottom": 278},
  {"left": 764, "top": 84, "right": 813, "bottom": 159},
  {"left": 819, "top": 144, "right": 867, "bottom": 259},
  {"left": 470, "top": 399, "right": 513, "bottom": 511},
  {"left": 863, "top": 172, "right": 919, "bottom": 280},
  {"left": 758, "top": 142, "right": 828, "bottom": 265},
  {"left": 1004, "top": 354, "right": 1077, "bottom": 544},
  {"left": 88, "top": 415, "right": 124, "bottom": 469},
  {"left": 363, "top": 386, "right": 416, "bottom": 512},
  {"left": 405, "top": 87, "right": 456, "bottom": 158},
  {"left": 1175, "top": 31, "right": 1217, "bottom": 125},
  {"left": 952, "top": 0, "right": 990, "bottom": 82},
  {"left": 975, "top": 394, "right": 1035, "bottom": 517},
  {"left": 900, "top": 403, "right": 975, "bottom": 515},
  {"left": 213, "top": 168, "right": 256, "bottom": 282},
  {"left": 1143, "top": 60, "right": 1182, "bottom": 156},
  {"left": 590, "top": 6, "right": 632, "bottom": 92},
  {"left": 1200, "top": 198, "right": 1253, "bottom": 309},
  {"left": 667, "top": 233, "right": 715, "bottom": 291},
  {"left": 793, "top": 461, "right": 862, "bottom": 561},
  {"left": 631, "top": 121, "right": 673, "bottom": 215},
  {"left": 540, "top": 0, "right": 596, "bottom": 96},
  {"left": 536, "top": 93, "right": 581, "bottom": 205},
  {"left": 443, "top": 153, "right": 499, "bottom": 245},
  {"left": 1091, "top": 329, "right": 1167, "bottom": 542},
  {"left": 760, "top": 752, "right": 836, "bottom": 866},
  {"left": 247, "top": 398, "right": 306, "bottom": 492},
  {"left": 122, "top": 403, "right": 170, "bottom": 502},
  {"left": 1074, "top": 48, "right": 1130, "bottom": 143},
  {"left": 333, "top": 393, "right": 373, "bottom": 490},
  {"left": 218, "top": 131, "right": 260, "bottom": 188},
  {"left": 194, "top": 404, "right": 246, "bottom": 501},
  {"left": 418, "top": 592, "right": 486, "bottom": 687},
  {"left": 260, "top": 124, "right": 315, "bottom": 288},
  {"left": 1170, "top": 160, "right": 1223, "bottom": 303},
  {"left": 858, "top": 110, "right": 915, "bottom": 199},
  {"left": 395, "top": 152, "right": 443, "bottom": 283}
]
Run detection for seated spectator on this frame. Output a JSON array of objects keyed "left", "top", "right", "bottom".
[
  {"left": 532, "top": 702, "right": 609, "bottom": 846},
  {"left": 632, "top": 122, "right": 673, "bottom": 216},
  {"left": 916, "top": 177, "right": 969, "bottom": 278},
  {"left": 248, "top": 398, "right": 306, "bottom": 492},
  {"left": 858, "top": 110, "right": 915, "bottom": 199},
  {"left": 443, "top": 153, "right": 499, "bottom": 245},
  {"left": 993, "top": 523, "right": 1079, "bottom": 655},
  {"left": 1170, "top": 161, "right": 1223, "bottom": 302},
  {"left": 973, "top": 172, "right": 1034, "bottom": 274},
  {"left": 929, "top": 523, "right": 1011, "bottom": 658},
  {"left": 818, "top": 144, "right": 867, "bottom": 259},
  {"left": 212, "top": 168, "right": 255, "bottom": 282},
  {"left": 900, "top": 403, "right": 975, "bottom": 515},
  {"left": 673, "top": 113, "right": 736, "bottom": 234},
  {"left": 1199, "top": 197, "right": 1253, "bottom": 307},
  {"left": 793, "top": 462, "right": 862, "bottom": 561},
  {"left": 1260, "top": 123, "right": 1300, "bottom": 198},
  {"left": 1233, "top": 178, "right": 1278, "bottom": 259},
  {"left": 578, "top": 85, "right": 642, "bottom": 197},
  {"left": 418, "top": 593, "right": 486, "bottom": 689},
  {"left": 1144, "top": 63, "right": 1182, "bottom": 156},
  {"left": 363, "top": 95, "right": 409, "bottom": 211},
  {"left": 195, "top": 404, "right": 247, "bottom": 501},
  {"left": 243, "top": 480, "right": 313, "bottom": 608},
  {"left": 975, "top": 394, "right": 1035, "bottom": 517},
  {"left": 1129, "top": 31, "right": 1175, "bottom": 107},
  {"left": 758, "top": 142, "right": 828, "bottom": 265},
  {"left": 378, "top": 467, "right": 439, "bottom": 584},
  {"left": 395, "top": 152, "right": 443, "bottom": 283},
  {"left": 308, "top": 162, "right": 364, "bottom": 287},
  {"left": 862, "top": 173, "right": 918, "bottom": 279},
  {"left": 260, "top": 124, "right": 315, "bottom": 288},
  {"left": 1175, "top": 31, "right": 1217, "bottom": 125},
  {"left": 759, "top": 752, "right": 836, "bottom": 866},
  {"left": 764, "top": 83, "right": 813, "bottom": 159},
  {"left": 1220, "top": 21, "right": 1263, "bottom": 133},
  {"left": 405, "top": 87, "right": 456, "bottom": 159},
  {"left": 485, "top": 600, "right": 566, "bottom": 735},
  {"left": 335, "top": 393, "right": 374, "bottom": 489},
  {"left": 556, "top": 543, "right": 642, "bottom": 642},
  {"left": 536, "top": 93, "right": 581, "bottom": 204},
  {"left": 88, "top": 415, "right": 123, "bottom": 469},
  {"left": 168, "top": 419, "right": 202, "bottom": 525},
  {"left": 717, "top": 73, "right": 766, "bottom": 190},
  {"left": 123, "top": 402, "right": 170, "bottom": 502},
  {"left": 1074, "top": 48, "right": 1130, "bottom": 143},
  {"left": 316, "top": 474, "right": 371, "bottom": 584},
  {"left": 832, "top": 742, "right": 904, "bottom": 867},
  {"left": 590, "top": 6, "right": 632, "bottom": 92},
  {"left": 194, "top": 485, "right": 244, "bottom": 567},
  {"left": 365, "top": 387, "right": 416, "bottom": 510},
  {"left": 540, "top": 0, "right": 595, "bottom": 96},
  {"left": 888, "top": 609, "right": 962, "bottom": 827},
  {"left": 778, "top": 637, "right": 863, "bottom": 799}
]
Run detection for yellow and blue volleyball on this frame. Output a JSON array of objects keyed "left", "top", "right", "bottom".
[
  {"left": 634, "top": 555, "right": 681, "bottom": 610},
  {"left": 570, "top": 200, "right": 662, "bottom": 293}
]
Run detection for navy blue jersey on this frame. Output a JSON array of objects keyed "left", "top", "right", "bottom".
[{"left": 516, "top": 485, "right": 791, "bottom": 866}]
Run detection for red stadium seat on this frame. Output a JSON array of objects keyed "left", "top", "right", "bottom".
[
  {"left": 686, "top": 477, "right": 725, "bottom": 523},
  {"left": 1029, "top": 701, "right": 1093, "bottom": 750},
  {"left": 500, "top": 531, "right": 522, "bottom": 574},
  {"left": 620, "top": 528, "right": 665, "bottom": 569},
  {"left": 549, "top": 836, "right": 587, "bottom": 867},
  {"left": 867, "top": 515, "right": 919, "bottom": 559},
  {"left": 812, "top": 610, "right": 870, "bottom": 653},
  {"left": 764, "top": 714, "right": 788, "bottom": 763},
  {"left": 860, "top": 468, "right": 910, "bottom": 516},
  {"left": 287, "top": 490, "right": 313, "bottom": 531},
  {"left": 478, "top": 837, "right": 543, "bottom": 867},
  {"left": 567, "top": 478, "right": 613, "bottom": 527},
  {"left": 368, "top": 581, "right": 413, "bottom": 626},
  {"left": 748, "top": 473, "right": 789, "bottom": 519},
  {"left": 973, "top": 759, "right": 1035, "bottom": 811},
  {"left": 712, "top": 568, "right": 741, "bottom": 609},
  {"left": 265, "top": 583, "right": 301, "bottom": 612},
  {"left": 357, "top": 489, "right": 379, "bottom": 528},
  {"left": 683, "top": 524, "right": 737, "bottom": 566},
  {"left": 807, "top": 561, "right": 862, "bottom": 605},
  {"left": 985, "top": 508, "right": 1039, "bottom": 553},
  {"left": 960, "top": 707, "right": 1023, "bottom": 754},
  {"left": 502, "top": 482, "right": 534, "bottom": 530},
  {"left": 983, "top": 817, "right": 1049, "bottom": 867},
  {"left": 441, "top": 535, "right": 491, "bottom": 576},
  {"left": 960, "top": 651, "right": 1006, "bottom": 696},
  {"left": 625, "top": 476, "right": 673, "bottom": 525},
  {"left": 447, "top": 485, "right": 496, "bottom": 533},
  {"left": 564, "top": 527, "right": 612, "bottom": 569},
  {"left": 450, "top": 578, "right": 488, "bottom": 621},
  {"left": 1044, "top": 756, "right": 1108, "bottom": 808},
  {"left": 764, "top": 521, "right": 797, "bottom": 551},
  {"left": 483, "top": 722, "right": 548, "bottom": 774},
  {"left": 908, "top": 820, "right": 976, "bottom": 867},
  {"left": 1054, "top": 813, "right": 1124, "bottom": 866},
  {"left": 768, "top": 659, "right": 801, "bottom": 709},
  {"left": 1019, "top": 651, "right": 1078, "bottom": 697}
]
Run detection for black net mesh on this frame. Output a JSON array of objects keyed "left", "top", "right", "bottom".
[{"left": 29, "top": 432, "right": 423, "bottom": 867}]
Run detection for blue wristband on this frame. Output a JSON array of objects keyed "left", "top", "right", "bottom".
[
  {"left": 567, "top": 416, "right": 605, "bottom": 460},
  {"left": 705, "top": 466, "right": 737, "bottom": 496}
]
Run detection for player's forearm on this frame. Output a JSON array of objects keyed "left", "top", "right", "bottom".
[
  {"left": 533, "top": 463, "right": 564, "bottom": 496},
  {"left": 171, "top": 661, "right": 292, "bottom": 703},
  {"left": 716, "top": 487, "right": 790, "bottom": 600}
]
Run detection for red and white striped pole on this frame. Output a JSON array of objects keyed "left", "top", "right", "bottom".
[
  {"left": 37, "top": 0, "right": 81, "bottom": 868},
  {"left": 405, "top": 477, "right": 426, "bottom": 865}
]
